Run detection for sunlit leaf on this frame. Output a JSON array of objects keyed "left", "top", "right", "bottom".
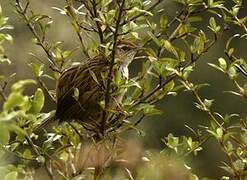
[
  {"left": 3, "top": 172, "right": 18, "bottom": 180},
  {"left": 3, "top": 92, "right": 24, "bottom": 112},
  {"left": 29, "top": 62, "right": 44, "bottom": 77},
  {"left": 28, "top": 88, "right": 45, "bottom": 114},
  {"left": 0, "top": 125, "right": 10, "bottom": 145},
  {"left": 11, "top": 79, "right": 36, "bottom": 92}
]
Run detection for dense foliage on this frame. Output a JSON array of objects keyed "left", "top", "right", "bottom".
[{"left": 0, "top": 0, "right": 246, "bottom": 179}]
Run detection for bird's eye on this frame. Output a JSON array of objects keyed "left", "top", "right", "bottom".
[{"left": 121, "top": 46, "right": 130, "bottom": 51}]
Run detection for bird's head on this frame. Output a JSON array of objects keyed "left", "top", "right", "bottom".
[{"left": 115, "top": 40, "right": 138, "bottom": 66}]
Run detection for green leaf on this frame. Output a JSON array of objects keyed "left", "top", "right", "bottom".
[
  {"left": 233, "top": 160, "right": 245, "bottom": 171},
  {"left": 128, "top": 7, "right": 153, "bottom": 17},
  {"left": 0, "top": 55, "right": 11, "bottom": 64},
  {"left": 228, "top": 66, "right": 237, "bottom": 79},
  {"left": 147, "top": 31, "right": 161, "bottom": 47},
  {"left": 28, "top": 88, "right": 45, "bottom": 114},
  {"left": 191, "top": 34, "right": 205, "bottom": 54},
  {"left": 19, "top": 96, "right": 31, "bottom": 112},
  {"left": 241, "top": 132, "right": 247, "bottom": 145},
  {"left": 220, "top": 162, "right": 234, "bottom": 175},
  {"left": 203, "top": 99, "right": 214, "bottom": 109},
  {"left": 101, "top": 0, "right": 113, "bottom": 7},
  {"left": 62, "top": 48, "right": 77, "bottom": 58},
  {"left": 52, "top": 7, "right": 66, "bottom": 15},
  {"left": 138, "top": 103, "right": 161, "bottom": 116},
  {"left": 32, "top": 14, "right": 51, "bottom": 22},
  {"left": 216, "top": 128, "right": 223, "bottom": 139},
  {"left": 208, "top": 63, "right": 225, "bottom": 73},
  {"left": 182, "top": 66, "right": 194, "bottom": 79},
  {"left": 164, "top": 80, "right": 175, "bottom": 93},
  {"left": 113, "top": 69, "right": 122, "bottom": 86},
  {"left": 154, "top": 80, "right": 175, "bottom": 99},
  {"left": 160, "top": 15, "right": 168, "bottom": 29},
  {"left": 208, "top": 17, "right": 221, "bottom": 33},
  {"left": 29, "top": 62, "right": 44, "bottom": 77},
  {"left": 131, "top": 31, "right": 139, "bottom": 39},
  {"left": 165, "top": 133, "right": 179, "bottom": 152},
  {"left": 189, "top": 173, "right": 199, "bottom": 180},
  {"left": 227, "top": 48, "right": 234, "bottom": 57},
  {"left": 188, "top": 16, "right": 203, "bottom": 23},
  {"left": 3, "top": 92, "right": 24, "bottom": 112},
  {"left": 36, "top": 155, "right": 45, "bottom": 163},
  {"left": 23, "top": 149, "right": 32, "bottom": 160},
  {"left": 162, "top": 40, "right": 179, "bottom": 59},
  {"left": 105, "top": 10, "right": 116, "bottom": 23},
  {"left": 0, "top": 111, "right": 19, "bottom": 122},
  {"left": 3, "top": 171, "right": 18, "bottom": 180},
  {"left": 11, "top": 79, "right": 36, "bottom": 92},
  {"left": 208, "top": 128, "right": 223, "bottom": 139},
  {"left": 153, "top": 61, "right": 166, "bottom": 76},
  {"left": 218, "top": 58, "right": 227, "bottom": 70},
  {"left": 0, "top": 125, "right": 10, "bottom": 145}
]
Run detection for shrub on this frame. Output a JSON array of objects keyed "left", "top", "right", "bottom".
[{"left": 0, "top": 0, "right": 246, "bottom": 179}]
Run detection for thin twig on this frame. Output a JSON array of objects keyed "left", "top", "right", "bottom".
[
  {"left": 80, "top": 0, "right": 104, "bottom": 43},
  {"left": 189, "top": 82, "right": 224, "bottom": 129},
  {"left": 0, "top": 87, "right": 7, "bottom": 101},
  {"left": 184, "top": 135, "right": 211, "bottom": 156},
  {"left": 15, "top": 0, "right": 56, "bottom": 66},
  {"left": 134, "top": 114, "right": 145, "bottom": 126},
  {"left": 101, "top": 0, "right": 126, "bottom": 135},
  {"left": 37, "top": 77, "right": 56, "bottom": 103},
  {"left": 64, "top": 2, "right": 90, "bottom": 58},
  {"left": 91, "top": 0, "right": 104, "bottom": 43},
  {"left": 120, "top": 0, "right": 163, "bottom": 26},
  {"left": 220, "top": 140, "right": 241, "bottom": 179},
  {"left": 131, "top": 73, "right": 176, "bottom": 107},
  {"left": 132, "top": 29, "right": 223, "bottom": 110},
  {"left": 183, "top": 78, "right": 242, "bottom": 179},
  {"left": 224, "top": 51, "right": 247, "bottom": 77}
]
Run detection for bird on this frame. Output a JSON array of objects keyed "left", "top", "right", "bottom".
[{"left": 54, "top": 40, "right": 137, "bottom": 130}]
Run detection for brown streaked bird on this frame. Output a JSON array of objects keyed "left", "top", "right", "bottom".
[{"left": 54, "top": 40, "right": 137, "bottom": 129}]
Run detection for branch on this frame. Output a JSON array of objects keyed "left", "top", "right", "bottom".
[
  {"left": 132, "top": 73, "right": 176, "bottom": 108},
  {"left": 188, "top": 80, "right": 224, "bottom": 128},
  {"left": 101, "top": 0, "right": 126, "bottom": 135},
  {"left": 37, "top": 77, "right": 56, "bottom": 103},
  {"left": 79, "top": 0, "right": 104, "bottom": 43},
  {"left": 64, "top": 2, "right": 90, "bottom": 58},
  {"left": 234, "top": 15, "right": 247, "bottom": 34},
  {"left": 224, "top": 51, "right": 247, "bottom": 78},
  {"left": 91, "top": 0, "right": 104, "bottom": 43},
  {"left": 183, "top": 78, "right": 243, "bottom": 179},
  {"left": 133, "top": 29, "right": 223, "bottom": 110},
  {"left": 15, "top": 0, "right": 56, "bottom": 66},
  {"left": 120, "top": 0, "right": 163, "bottom": 26},
  {"left": 0, "top": 87, "right": 7, "bottom": 102}
]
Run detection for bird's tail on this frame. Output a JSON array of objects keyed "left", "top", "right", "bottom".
[{"left": 33, "top": 110, "right": 57, "bottom": 132}]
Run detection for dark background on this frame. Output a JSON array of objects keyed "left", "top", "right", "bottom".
[{"left": 1, "top": 0, "right": 247, "bottom": 178}]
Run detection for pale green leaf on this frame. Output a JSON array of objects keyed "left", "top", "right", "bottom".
[
  {"left": 3, "top": 171, "right": 18, "bottom": 180},
  {"left": 11, "top": 79, "right": 36, "bottom": 92},
  {"left": 28, "top": 88, "right": 45, "bottom": 114},
  {"left": 0, "top": 125, "right": 10, "bottom": 145},
  {"left": 3, "top": 92, "right": 24, "bottom": 112}
]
